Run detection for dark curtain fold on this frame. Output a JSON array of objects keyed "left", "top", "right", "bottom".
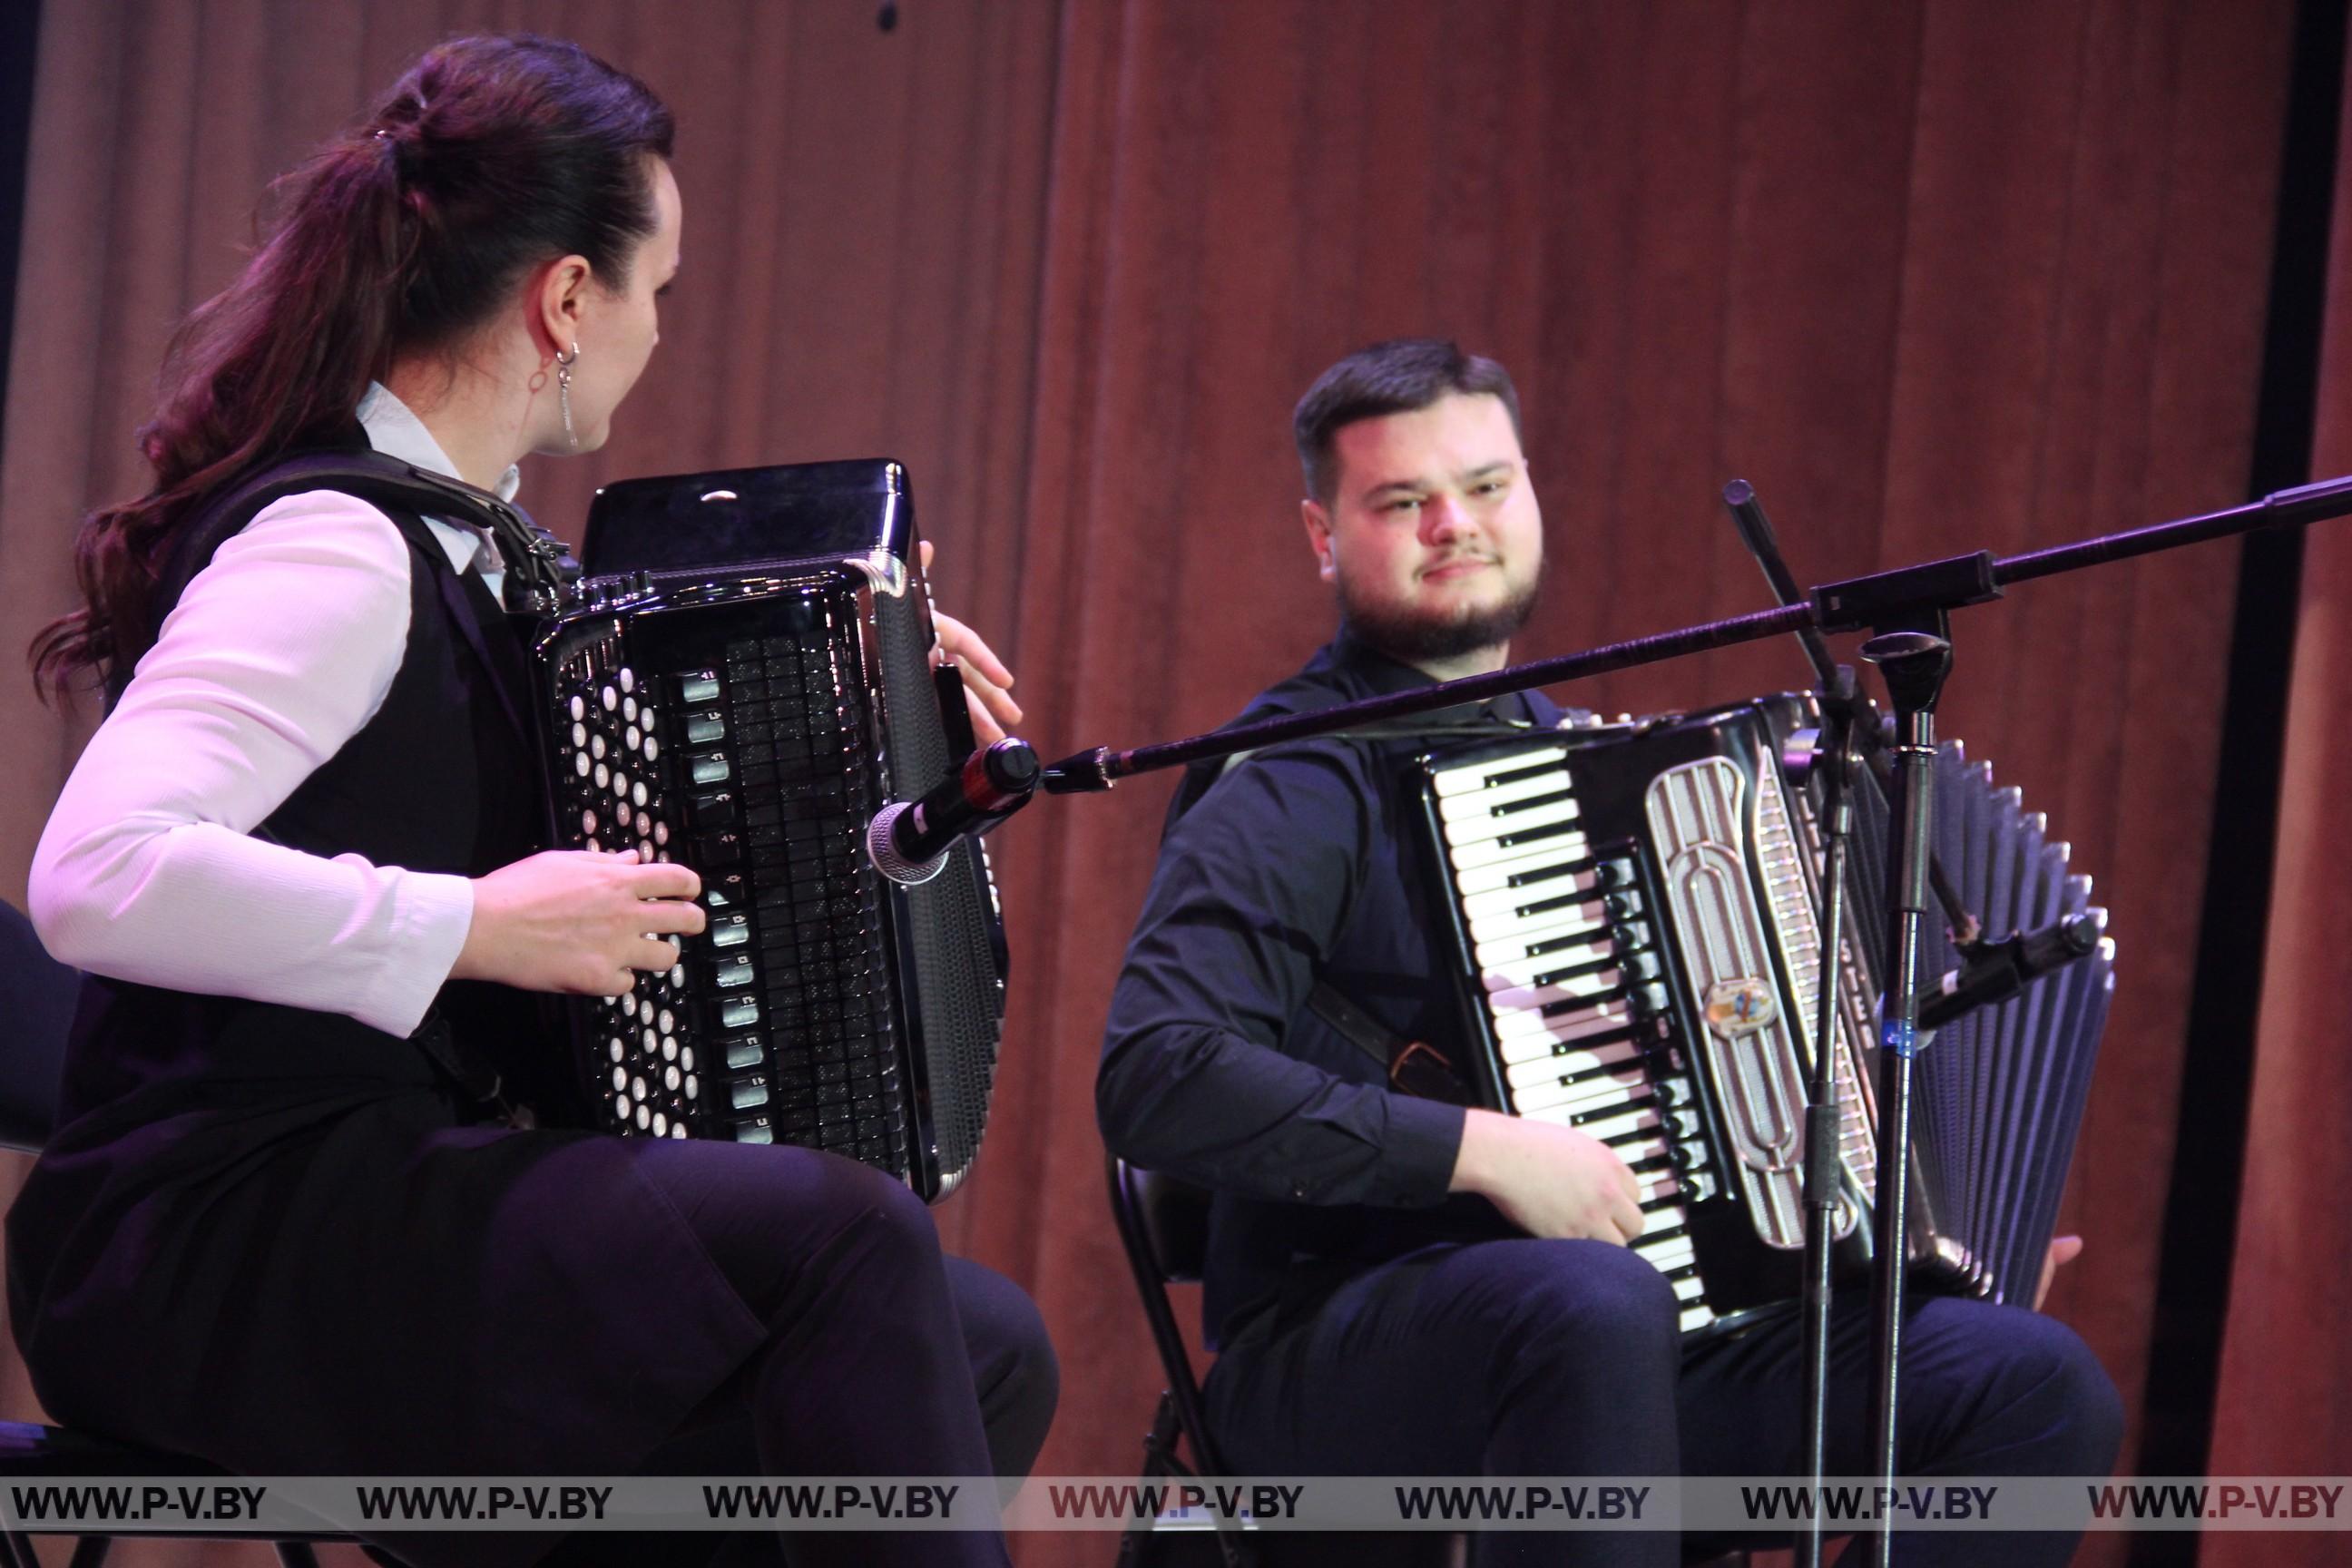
[
  {"left": 0, "top": 5, "right": 2322, "bottom": 1566},
  {"left": 2201, "top": 16, "right": 2352, "bottom": 1561}
]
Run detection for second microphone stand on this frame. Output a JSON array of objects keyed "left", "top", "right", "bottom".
[{"left": 1855, "top": 621, "right": 1955, "bottom": 1568}]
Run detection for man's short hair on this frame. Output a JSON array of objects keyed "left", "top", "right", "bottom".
[{"left": 1293, "top": 338, "right": 1524, "bottom": 504}]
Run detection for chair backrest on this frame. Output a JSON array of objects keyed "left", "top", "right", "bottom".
[
  {"left": 1111, "top": 1158, "right": 1215, "bottom": 1286},
  {"left": 0, "top": 900, "right": 76, "bottom": 1152}
]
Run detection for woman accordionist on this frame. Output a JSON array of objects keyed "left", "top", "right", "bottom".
[{"left": 12, "top": 34, "right": 1054, "bottom": 1568}]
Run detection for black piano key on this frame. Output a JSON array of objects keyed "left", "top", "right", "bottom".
[
  {"left": 1480, "top": 758, "right": 1573, "bottom": 790},
  {"left": 1486, "top": 785, "right": 1577, "bottom": 819},
  {"left": 1494, "top": 817, "right": 1587, "bottom": 852}
]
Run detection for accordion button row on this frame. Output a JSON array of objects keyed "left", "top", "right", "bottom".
[{"left": 552, "top": 641, "right": 916, "bottom": 1170}]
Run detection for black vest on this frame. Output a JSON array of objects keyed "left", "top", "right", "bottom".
[{"left": 54, "top": 462, "right": 555, "bottom": 1131}]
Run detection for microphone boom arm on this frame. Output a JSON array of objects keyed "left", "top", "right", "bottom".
[{"left": 1044, "top": 473, "right": 2352, "bottom": 794}]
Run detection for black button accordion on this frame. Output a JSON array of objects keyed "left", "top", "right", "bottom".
[
  {"left": 524, "top": 459, "right": 1006, "bottom": 1201},
  {"left": 1414, "top": 695, "right": 2114, "bottom": 1333}
]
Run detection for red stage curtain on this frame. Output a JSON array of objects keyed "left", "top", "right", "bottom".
[
  {"left": 2201, "top": 18, "right": 2352, "bottom": 1566},
  {"left": 0, "top": 5, "right": 2311, "bottom": 1565}
]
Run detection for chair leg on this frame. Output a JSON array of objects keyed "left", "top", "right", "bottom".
[
  {"left": 1141, "top": 1391, "right": 1186, "bottom": 1482},
  {"left": 65, "top": 1536, "right": 112, "bottom": 1568},
  {"left": 1119, "top": 1392, "right": 1183, "bottom": 1568},
  {"left": 1118, "top": 1391, "right": 1260, "bottom": 1568},
  {"left": 274, "top": 1544, "right": 325, "bottom": 1568}
]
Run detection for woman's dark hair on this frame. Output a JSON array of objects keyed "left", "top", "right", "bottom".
[
  {"left": 32, "top": 34, "right": 673, "bottom": 698},
  {"left": 1293, "top": 338, "right": 1523, "bottom": 505}
]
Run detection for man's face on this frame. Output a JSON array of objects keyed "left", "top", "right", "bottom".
[{"left": 1302, "top": 392, "right": 1544, "bottom": 670}]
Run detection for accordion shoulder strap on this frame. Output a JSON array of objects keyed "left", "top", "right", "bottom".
[
  {"left": 1306, "top": 981, "right": 1469, "bottom": 1105},
  {"left": 117, "top": 449, "right": 576, "bottom": 708}
]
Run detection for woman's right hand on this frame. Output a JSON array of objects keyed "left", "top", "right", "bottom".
[{"left": 450, "top": 849, "right": 705, "bottom": 995}]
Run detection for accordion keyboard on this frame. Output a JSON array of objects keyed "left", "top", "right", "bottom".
[{"left": 1430, "top": 740, "right": 1726, "bottom": 1332}]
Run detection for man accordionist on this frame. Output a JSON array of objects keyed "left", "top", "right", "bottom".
[{"left": 1095, "top": 337, "right": 2121, "bottom": 1567}]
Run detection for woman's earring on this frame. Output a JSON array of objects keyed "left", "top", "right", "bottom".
[{"left": 554, "top": 343, "right": 581, "bottom": 449}]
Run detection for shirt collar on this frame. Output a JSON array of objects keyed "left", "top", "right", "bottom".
[
  {"left": 1327, "top": 625, "right": 1547, "bottom": 726},
  {"left": 355, "top": 382, "right": 523, "bottom": 579},
  {"left": 355, "top": 382, "right": 523, "bottom": 501},
  {"left": 1328, "top": 625, "right": 1447, "bottom": 697}
]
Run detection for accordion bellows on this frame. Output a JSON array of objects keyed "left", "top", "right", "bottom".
[
  {"left": 525, "top": 460, "right": 1007, "bottom": 1201},
  {"left": 1417, "top": 696, "right": 2113, "bottom": 1333}
]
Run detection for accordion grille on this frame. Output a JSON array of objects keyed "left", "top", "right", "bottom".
[{"left": 869, "top": 590, "right": 1002, "bottom": 1183}]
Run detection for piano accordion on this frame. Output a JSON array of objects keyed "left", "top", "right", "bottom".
[
  {"left": 1416, "top": 695, "right": 2114, "bottom": 1334},
  {"left": 524, "top": 459, "right": 1006, "bottom": 1201}
]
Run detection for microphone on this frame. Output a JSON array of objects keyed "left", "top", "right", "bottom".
[
  {"left": 1916, "top": 912, "right": 2103, "bottom": 1032},
  {"left": 867, "top": 738, "right": 1040, "bottom": 886}
]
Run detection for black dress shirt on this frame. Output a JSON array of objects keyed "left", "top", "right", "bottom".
[{"left": 1098, "top": 631, "right": 1568, "bottom": 1346}]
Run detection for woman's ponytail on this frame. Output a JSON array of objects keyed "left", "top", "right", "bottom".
[{"left": 32, "top": 34, "right": 671, "bottom": 701}]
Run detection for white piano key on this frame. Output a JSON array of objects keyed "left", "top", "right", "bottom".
[
  {"left": 1611, "top": 1133, "right": 1671, "bottom": 1168},
  {"left": 1430, "top": 747, "right": 1573, "bottom": 797},
  {"left": 1442, "top": 795, "right": 1583, "bottom": 851},
  {"left": 1475, "top": 935, "right": 1619, "bottom": 985},
  {"left": 1490, "top": 997, "right": 1635, "bottom": 1043},
  {"left": 1510, "top": 1067, "right": 1651, "bottom": 1118},
  {"left": 1455, "top": 841, "right": 1600, "bottom": 902},
  {"left": 1465, "top": 895, "right": 1613, "bottom": 947},
  {"left": 1436, "top": 770, "right": 1580, "bottom": 822},
  {"left": 1638, "top": 1236, "right": 1696, "bottom": 1273},
  {"left": 1485, "top": 967, "right": 1623, "bottom": 1012},
  {"left": 1574, "top": 1104, "right": 1664, "bottom": 1146},
  {"left": 1471, "top": 909, "right": 1618, "bottom": 963},
  {"left": 1498, "top": 1032, "right": 1640, "bottom": 1075},
  {"left": 1468, "top": 887, "right": 1616, "bottom": 934}
]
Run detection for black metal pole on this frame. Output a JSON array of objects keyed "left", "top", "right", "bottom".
[
  {"left": 1795, "top": 672, "right": 1860, "bottom": 1568},
  {"left": 1857, "top": 625, "right": 1954, "bottom": 1567}
]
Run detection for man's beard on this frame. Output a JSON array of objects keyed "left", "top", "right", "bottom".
[{"left": 1338, "top": 560, "right": 1544, "bottom": 665}]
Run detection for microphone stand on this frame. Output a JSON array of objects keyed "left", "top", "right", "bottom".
[
  {"left": 1792, "top": 664, "right": 1859, "bottom": 1568},
  {"left": 1720, "top": 480, "right": 1975, "bottom": 1568},
  {"left": 1854, "top": 620, "right": 1951, "bottom": 1567},
  {"left": 1039, "top": 471, "right": 2352, "bottom": 1558}
]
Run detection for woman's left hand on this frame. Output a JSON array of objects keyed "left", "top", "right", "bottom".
[{"left": 921, "top": 540, "right": 1023, "bottom": 744}]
